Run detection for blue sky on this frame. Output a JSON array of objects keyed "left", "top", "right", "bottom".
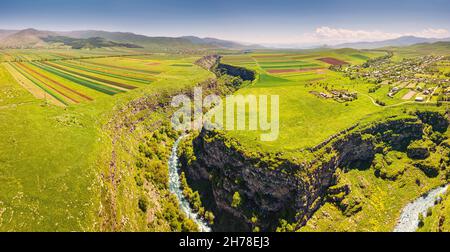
[{"left": 1, "top": 0, "right": 450, "bottom": 45}]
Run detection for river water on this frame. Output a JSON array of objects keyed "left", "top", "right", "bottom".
[
  {"left": 394, "top": 184, "right": 448, "bottom": 232},
  {"left": 168, "top": 135, "right": 211, "bottom": 232},
  {"left": 170, "top": 136, "right": 450, "bottom": 233}
]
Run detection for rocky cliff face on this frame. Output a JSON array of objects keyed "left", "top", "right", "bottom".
[
  {"left": 181, "top": 131, "right": 306, "bottom": 231},
  {"left": 195, "top": 55, "right": 220, "bottom": 71},
  {"left": 215, "top": 63, "right": 255, "bottom": 81},
  {"left": 195, "top": 54, "right": 255, "bottom": 81},
  {"left": 180, "top": 114, "right": 445, "bottom": 231}
]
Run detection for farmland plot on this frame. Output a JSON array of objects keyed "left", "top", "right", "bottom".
[
  {"left": 0, "top": 49, "right": 214, "bottom": 231},
  {"left": 3, "top": 62, "right": 66, "bottom": 106},
  {"left": 220, "top": 49, "right": 405, "bottom": 153},
  {"left": 1, "top": 51, "right": 187, "bottom": 105}
]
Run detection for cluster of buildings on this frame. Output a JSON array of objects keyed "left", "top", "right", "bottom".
[
  {"left": 342, "top": 55, "right": 448, "bottom": 86},
  {"left": 342, "top": 55, "right": 444, "bottom": 84},
  {"left": 338, "top": 54, "right": 450, "bottom": 102},
  {"left": 311, "top": 90, "right": 358, "bottom": 102}
]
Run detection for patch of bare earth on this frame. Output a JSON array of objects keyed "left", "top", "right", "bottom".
[
  {"left": 402, "top": 90, "right": 417, "bottom": 100},
  {"left": 317, "top": 57, "right": 348, "bottom": 65}
]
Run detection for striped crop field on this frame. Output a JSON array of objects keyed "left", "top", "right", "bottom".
[
  {"left": 0, "top": 51, "right": 187, "bottom": 106},
  {"left": 222, "top": 50, "right": 387, "bottom": 78},
  {"left": 63, "top": 60, "right": 154, "bottom": 84},
  {"left": 80, "top": 58, "right": 162, "bottom": 75}
]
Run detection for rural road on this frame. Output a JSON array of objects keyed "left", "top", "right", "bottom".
[
  {"left": 360, "top": 93, "right": 414, "bottom": 108},
  {"left": 426, "top": 87, "right": 438, "bottom": 103}
]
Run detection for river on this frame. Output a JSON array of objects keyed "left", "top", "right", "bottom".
[
  {"left": 168, "top": 135, "right": 211, "bottom": 232},
  {"left": 170, "top": 136, "right": 450, "bottom": 233},
  {"left": 394, "top": 184, "right": 448, "bottom": 232}
]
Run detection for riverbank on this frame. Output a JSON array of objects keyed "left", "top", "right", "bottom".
[
  {"left": 394, "top": 184, "right": 449, "bottom": 232},
  {"left": 168, "top": 135, "right": 211, "bottom": 232}
]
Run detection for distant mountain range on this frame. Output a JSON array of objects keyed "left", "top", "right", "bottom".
[
  {"left": 0, "top": 29, "right": 55, "bottom": 48},
  {"left": 180, "top": 36, "right": 263, "bottom": 49},
  {"left": 2, "top": 28, "right": 450, "bottom": 50},
  {"left": 0, "top": 28, "right": 260, "bottom": 50},
  {"left": 42, "top": 36, "right": 144, "bottom": 49},
  {"left": 0, "top": 29, "right": 18, "bottom": 40},
  {"left": 333, "top": 36, "right": 450, "bottom": 49}
]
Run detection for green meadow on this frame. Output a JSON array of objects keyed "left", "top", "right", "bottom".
[
  {"left": 1, "top": 44, "right": 450, "bottom": 231},
  {"left": 0, "top": 49, "right": 213, "bottom": 231},
  {"left": 221, "top": 49, "right": 407, "bottom": 153},
  {"left": 221, "top": 47, "right": 450, "bottom": 232}
]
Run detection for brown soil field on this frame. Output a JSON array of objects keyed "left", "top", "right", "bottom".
[{"left": 317, "top": 57, "right": 348, "bottom": 65}]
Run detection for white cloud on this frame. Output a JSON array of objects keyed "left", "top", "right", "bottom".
[
  {"left": 414, "top": 28, "right": 450, "bottom": 38},
  {"left": 304, "top": 26, "right": 450, "bottom": 45},
  {"left": 238, "top": 26, "right": 450, "bottom": 48},
  {"left": 314, "top": 26, "right": 398, "bottom": 41}
]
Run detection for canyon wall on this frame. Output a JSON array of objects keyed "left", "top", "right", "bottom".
[{"left": 180, "top": 113, "right": 447, "bottom": 231}]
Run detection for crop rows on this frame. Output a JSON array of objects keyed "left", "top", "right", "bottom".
[{"left": 6, "top": 56, "right": 158, "bottom": 106}]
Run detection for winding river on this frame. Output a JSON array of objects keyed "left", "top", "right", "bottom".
[
  {"left": 394, "top": 184, "right": 448, "bottom": 232},
  {"left": 170, "top": 135, "right": 449, "bottom": 233},
  {"left": 168, "top": 135, "right": 211, "bottom": 232}
]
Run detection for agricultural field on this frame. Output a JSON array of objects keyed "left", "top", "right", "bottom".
[
  {"left": 217, "top": 47, "right": 450, "bottom": 232},
  {"left": 4, "top": 0, "right": 450, "bottom": 237},
  {"left": 0, "top": 49, "right": 213, "bottom": 231},
  {"left": 222, "top": 49, "right": 385, "bottom": 75},
  {"left": 0, "top": 48, "right": 131, "bottom": 62},
  {"left": 2, "top": 45, "right": 450, "bottom": 232},
  {"left": 221, "top": 49, "right": 411, "bottom": 153}
]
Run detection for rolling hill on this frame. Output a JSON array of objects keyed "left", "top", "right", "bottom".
[
  {"left": 0, "top": 29, "right": 18, "bottom": 40},
  {"left": 62, "top": 31, "right": 259, "bottom": 49},
  {"left": 0, "top": 29, "right": 143, "bottom": 49},
  {"left": 181, "top": 36, "right": 263, "bottom": 49},
  {"left": 0, "top": 28, "right": 259, "bottom": 50},
  {"left": 334, "top": 36, "right": 450, "bottom": 49},
  {"left": 62, "top": 30, "right": 203, "bottom": 49},
  {"left": 389, "top": 41, "right": 450, "bottom": 55},
  {"left": 0, "top": 28, "right": 55, "bottom": 48},
  {"left": 42, "top": 36, "right": 143, "bottom": 49}
]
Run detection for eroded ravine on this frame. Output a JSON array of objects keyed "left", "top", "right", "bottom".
[{"left": 180, "top": 111, "right": 450, "bottom": 231}]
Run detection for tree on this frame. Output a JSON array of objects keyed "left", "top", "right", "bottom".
[
  {"left": 418, "top": 213, "right": 425, "bottom": 228},
  {"left": 204, "top": 211, "right": 215, "bottom": 225},
  {"left": 276, "top": 219, "right": 295, "bottom": 232},
  {"left": 426, "top": 207, "right": 433, "bottom": 217},
  {"left": 182, "top": 218, "right": 199, "bottom": 232},
  {"left": 231, "top": 191, "right": 241, "bottom": 208},
  {"left": 138, "top": 197, "right": 148, "bottom": 213}
]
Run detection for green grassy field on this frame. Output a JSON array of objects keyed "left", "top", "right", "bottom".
[
  {"left": 0, "top": 49, "right": 213, "bottom": 231},
  {"left": 1, "top": 45, "right": 450, "bottom": 231},
  {"left": 221, "top": 50, "right": 398, "bottom": 153},
  {"left": 220, "top": 47, "right": 450, "bottom": 232}
]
